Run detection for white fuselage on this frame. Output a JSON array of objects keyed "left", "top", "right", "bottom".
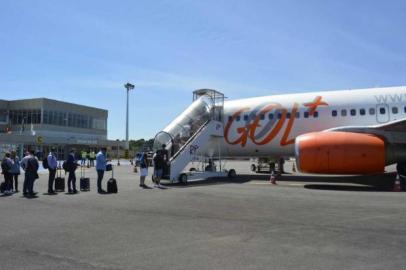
[{"left": 221, "top": 86, "right": 406, "bottom": 158}]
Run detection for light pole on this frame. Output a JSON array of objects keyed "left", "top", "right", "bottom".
[
  {"left": 124, "top": 82, "right": 134, "bottom": 153},
  {"left": 116, "top": 139, "right": 120, "bottom": 166}
]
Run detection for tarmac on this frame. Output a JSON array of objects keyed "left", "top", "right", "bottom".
[{"left": 1, "top": 160, "right": 406, "bottom": 270}]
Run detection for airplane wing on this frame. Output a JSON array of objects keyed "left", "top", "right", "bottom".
[{"left": 325, "top": 118, "right": 406, "bottom": 144}]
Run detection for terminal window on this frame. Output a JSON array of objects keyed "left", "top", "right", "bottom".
[
  {"left": 0, "top": 111, "right": 7, "bottom": 123},
  {"left": 9, "top": 109, "right": 41, "bottom": 125},
  {"left": 350, "top": 109, "right": 356, "bottom": 116}
]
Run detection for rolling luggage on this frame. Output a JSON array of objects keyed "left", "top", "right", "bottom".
[
  {"left": 55, "top": 163, "right": 65, "bottom": 192},
  {"left": 107, "top": 165, "right": 117, "bottom": 193},
  {"left": 80, "top": 165, "right": 90, "bottom": 191}
]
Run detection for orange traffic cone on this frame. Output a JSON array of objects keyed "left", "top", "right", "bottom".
[
  {"left": 269, "top": 171, "right": 276, "bottom": 185},
  {"left": 393, "top": 174, "right": 401, "bottom": 192},
  {"left": 292, "top": 163, "right": 296, "bottom": 173}
]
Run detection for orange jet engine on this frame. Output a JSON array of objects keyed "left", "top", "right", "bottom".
[{"left": 295, "top": 131, "right": 386, "bottom": 174}]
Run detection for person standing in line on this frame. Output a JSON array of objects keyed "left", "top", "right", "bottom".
[
  {"left": 22, "top": 150, "right": 39, "bottom": 197},
  {"left": 67, "top": 149, "right": 78, "bottom": 194},
  {"left": 10, "top": 150, "right": 21, "bottom": 193},
  {"left": 81, "top": 150, "right": 87, "bottom": 166},
  {"left": 20, "top": 151, "right": 30, "bottom": 195},
  {"left": 47, "top": 147, "right": 58, "bottom": 194},
  {"left": 152, "top": 150, "right": 164, "bottom": 188},
  {"left": 1, "top": 152, "right": 13, "bottom": 194},
  {"left": 89, "top": 150, "right": 95, "bottom": 167},
  {"left": 96, "top": 147, "right": 107, "bottom": 194},
  {"left": 86, "top": 150, "right": 90, "bottom": 167},
  {"left": 139, "top": 152, "right": 149, "bottom": 188}
]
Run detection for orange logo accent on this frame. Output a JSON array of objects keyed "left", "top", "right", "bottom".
[
  {"left": 303, "top": 96, "right": 328, "bottom": 116},
  {"left": 224, "top": 97, "right": 328, "bottom": 147}
]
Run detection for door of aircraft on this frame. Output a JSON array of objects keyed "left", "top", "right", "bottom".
[{"left": 376, "top": 104, "right": 390, "bottom": 123}]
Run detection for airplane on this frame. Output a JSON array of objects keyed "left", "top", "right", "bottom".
[{"left": 154, "top": 86, "right": 406, "bottom": 183}]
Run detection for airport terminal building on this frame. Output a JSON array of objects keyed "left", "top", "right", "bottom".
[{"left": 0, "top": 98, "right": 124, "bottom": 159}]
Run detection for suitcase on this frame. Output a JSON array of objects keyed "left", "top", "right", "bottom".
[
  {"left": 55, "top": 164, "right": 65, "bottom": 192},
  {"left": 80, "top": 165, "right": 90, "bottom": 191},
  {"left": 107, "top": 165, "right": 117, "bottom": 193}
]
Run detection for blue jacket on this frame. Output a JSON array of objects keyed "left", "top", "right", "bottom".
[
  {"left": 10, "top": 157, "right": 21, "bottom": 174},
  {"left": 67, "top": 153, "right": 77, "bottom": 172},
  {"left": 96, "top": 151, "right": 106, "bottom": 171},
  {"left": 47, "top": 153, "right": 58, "bottom": 170}
]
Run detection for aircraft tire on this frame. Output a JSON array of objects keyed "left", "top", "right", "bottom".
[{"left": 250, "top": 164, "right": 256, "bottom": 172}]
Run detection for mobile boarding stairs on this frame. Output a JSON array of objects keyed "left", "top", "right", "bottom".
[{"left": 153, "top": 89, "right": 236, "bottom": 184}]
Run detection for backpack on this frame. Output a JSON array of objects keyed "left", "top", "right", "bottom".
[
  {"left": 26, "top": 157, "right": 39, "bottom": 179},
  {"left": 153, "top": 152, "right": 164, "bottom": 169},
  {"left": 1, "top": 159, "right": 11, "bottom": 173},
  {"left": 62, "top": 161, "right": 69, "bottom": 172},
  {"left": 140, "top": 153, "right": 147, "bottom": 169},
  {"left": 42, "top": 157, "right": 49, "bottom": 169}
]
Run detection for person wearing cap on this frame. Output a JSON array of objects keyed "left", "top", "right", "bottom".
[{"left": 47, "top": 147, "right": 58, "bottom": 194}]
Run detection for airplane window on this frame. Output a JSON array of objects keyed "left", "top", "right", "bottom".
[
  {"left": 236, "top": 115, "right": 241, "bottom": 121},
  {"left": 228, "top": 116, "right": 233, "bottom": 122},
  {"left": 369, "top": 108, "right": 375, "bottom": 115},
  {"left": 243, "top": 115, "right": 249, "bottom": 121},
  {"left": 268, "top": 113, "right": 274, "bottom": 119},
  {"left": 260, "top": 114, "right": 265, "bottom": 120},
  {"left": 392, "top": 107, "right": 398, "bottom": 114},
  {"left": 277, "top": 113, "right": 282, "bottom": 119},
  {"left": 304, "top": 112, "right": 309, "bottom": 118},
  {"left": 379, "top": 107, "right": 386, "bottom": 114},
  {"left": 341, "top": 109, "right": 347, "bottom": 116},
  {"left": 286, "top": 112, "right": 291, "bottom": 119},
  {"left": 360, "top": 109, "right": 366, "bottom": 115},
  {"left": 404, "top": 106, "right": 406, "bottom": 113},
  {"left": 332, "top": 110, "right": 337, "bottom": 117},
  {"left": 296, "top": 112, "right": 300, "bottom": 118},
  {"left": 350, "top": 109, "right": 356, "bottom": 116},
  {"left": 313, "top": 111, "right": 319, "bottom": 118}
]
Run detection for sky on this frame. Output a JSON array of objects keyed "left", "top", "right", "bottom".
[{"left": 1, "top": 0, "right": 406, "bottom": 140}]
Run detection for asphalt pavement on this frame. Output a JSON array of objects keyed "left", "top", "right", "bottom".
[{"left": 0, "top": 160, "right": 405, "bottom": 270}]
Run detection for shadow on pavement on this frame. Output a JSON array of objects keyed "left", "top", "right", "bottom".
[{"left": 163, "top": 172, "right": 404, "bottom": 192}]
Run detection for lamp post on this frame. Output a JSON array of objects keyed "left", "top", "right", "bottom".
[
  {"left": 124, "top": 82, "right": 134, "bottom": 153},
  {"left": 116, "top": 139, "right": 120, "bottom": 166}
]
